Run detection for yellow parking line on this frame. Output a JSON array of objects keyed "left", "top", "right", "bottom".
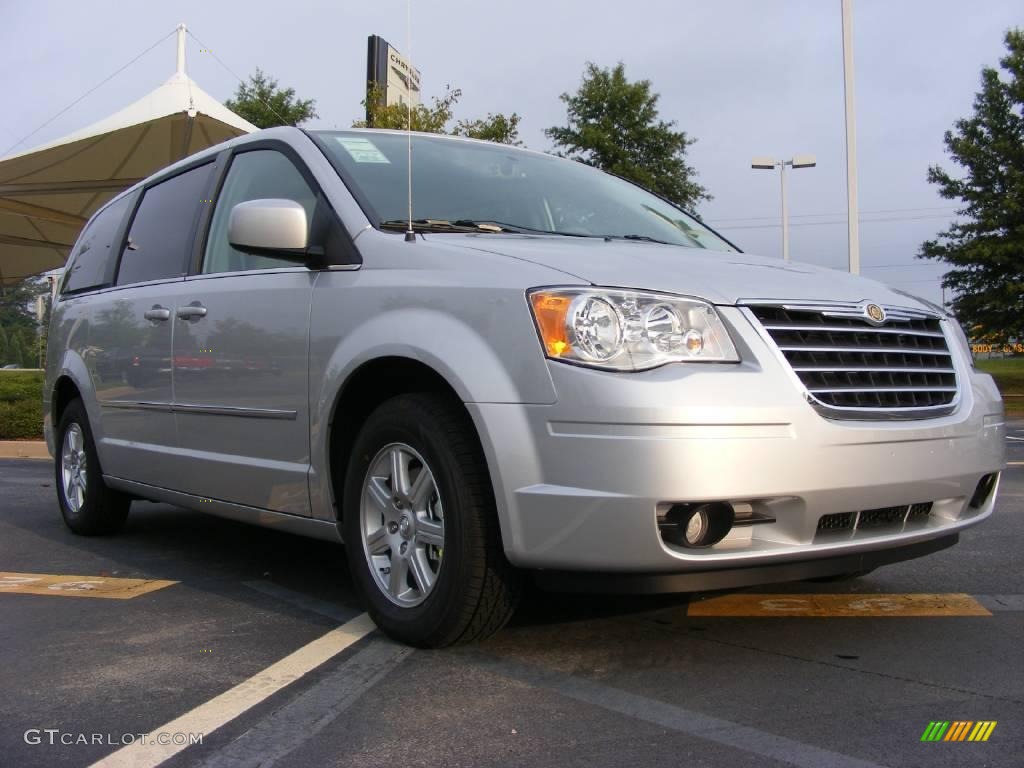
[
  {"left": 687, "top": 593, "right": 991, "bottom": 617},
  {"left": 0, "top": 571, "right": 177, "bottom": 600}
]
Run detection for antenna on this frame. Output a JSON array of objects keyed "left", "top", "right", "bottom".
[{"left": 404, "top": 0, "right": 415, "bottom": 243}]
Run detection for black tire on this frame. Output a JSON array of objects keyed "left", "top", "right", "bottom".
[
  {"left": 55, "top": 398, "right": 131, "bottom": 535},
  {"left": 342, "top": 393, "right": 521, "bottom": 647}
]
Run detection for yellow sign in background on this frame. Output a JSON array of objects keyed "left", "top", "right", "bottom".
[
  {"left": 0, "top": 571, "right": 177, "bottom": 600},
  {"left": 688, "top": 593, "right": 991, "bottom": 617}
]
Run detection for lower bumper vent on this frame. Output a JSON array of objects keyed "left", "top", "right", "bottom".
[
  {"left": 817, "top": 512, "right": 855, "bottom": 531},
  {"left": 969, "top": 473, "right": 998, "bottom": 509},
  {"left": 858, "top": 505, "right": 907, "bottom": 528},
  {"left": 816, "top": 502, "right": 933, "bottom": 535}
]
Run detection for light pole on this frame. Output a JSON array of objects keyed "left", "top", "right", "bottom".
[
  {"left": 841, "top": 0, "right": 860, "bottom": 275},
  {"left": 751, "top": 155, "right": 816, "bottom": 262}
]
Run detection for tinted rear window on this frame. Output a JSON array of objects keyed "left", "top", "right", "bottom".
[
  {"left": 116, "top": 162, "right": 215, "bottom": 286},
  {"left": 63, "top": 194, "right": 133, "bottom": 294}
]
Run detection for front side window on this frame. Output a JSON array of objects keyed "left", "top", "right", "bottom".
[
  {"left": 116, "top": 162, "right": 214, "bottom": 286},
  {"left": 63, "top": 193, "right": 134, "bottom": 294},
  {"left": 202, "top": 150, "right": 317, "bottom": 274},
  {"left": 313, "top": 131, "right": 735, "bottom": 252}
]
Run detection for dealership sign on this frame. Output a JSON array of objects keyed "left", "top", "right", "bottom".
[{"left": 366, "top": 34, "right": 421, "bottom": 119}]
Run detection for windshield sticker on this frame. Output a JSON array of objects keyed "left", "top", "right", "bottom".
[{"left": 335, "top": 136, "right": 391, "bottom": 164}]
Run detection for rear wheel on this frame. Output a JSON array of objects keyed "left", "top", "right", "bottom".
[
  {"left": 55, "top": 399, "right": 131, "bottom": 535},
  {"left": 342, "top": 393, "right": 520, "bottom": 647}
]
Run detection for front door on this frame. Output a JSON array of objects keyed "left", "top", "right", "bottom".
[{"left": 170, "top": 148, "right": 318, "bottom": 515}]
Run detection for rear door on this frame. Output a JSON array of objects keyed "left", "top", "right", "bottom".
[
  {"left": 90, "top": 162, "right": 215, "bottom": 487},
  {"left": 169, "top": 146, "right": 319, "bottom": 515}
]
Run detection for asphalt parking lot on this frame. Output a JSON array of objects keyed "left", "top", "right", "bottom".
[{"left": 1, "top": 432, "right": 1022, "bottom": 768}]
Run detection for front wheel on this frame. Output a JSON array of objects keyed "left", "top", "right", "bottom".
[
  {"left": 55, "top": 398, "right": 131, "bottom": 535},
  {"left": 342, "top": 393, "right": 520, "bottom": 647}
]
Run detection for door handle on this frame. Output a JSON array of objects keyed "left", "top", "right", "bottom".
[
  {"left": 144, "top": 306, "right": 170, "bottom": 321},
  {"left": 176, "top": 303, "right": 208, "bottom": 321}
]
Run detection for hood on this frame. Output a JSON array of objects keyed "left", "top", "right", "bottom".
[{"left": 439, "top": 233, "right": 927, "bottom": 310}]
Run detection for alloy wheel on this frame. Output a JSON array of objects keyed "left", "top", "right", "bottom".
[
  {"left": 360, "top": 442, "right": 445, "bottom": 607},
  {"left": 61, "top": 423, "right": 87, "bottom": 513}
]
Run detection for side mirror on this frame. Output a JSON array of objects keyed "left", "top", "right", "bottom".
[{"left": 228, "top": 199, "right": 308, "bottom": 257}]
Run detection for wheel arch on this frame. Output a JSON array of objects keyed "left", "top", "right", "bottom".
[
  {"left": 48, "top": 350, "right": 96, "bottom": 456},
  {"left": 52, "top": 375, "right": 83, "bottom": 430},
  {"left": 324, "top": 356, "right": 490, "bottom": 526}
]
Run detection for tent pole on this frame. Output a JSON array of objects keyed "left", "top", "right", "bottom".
[{"left": 176, "top": 24, "right": 187, "bottom": 76}]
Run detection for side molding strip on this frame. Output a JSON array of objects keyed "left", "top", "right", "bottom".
[{"left": 101, "top": 400, "right": 298, "bottom": 420}]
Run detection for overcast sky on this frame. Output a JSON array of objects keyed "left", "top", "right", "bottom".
[{"left": 2, "top": 0, "right": 1020, "bottom": 304}]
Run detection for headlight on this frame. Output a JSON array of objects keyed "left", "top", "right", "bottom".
[{"left": 528, "top": 287, "right": 739, "bottom": 370}]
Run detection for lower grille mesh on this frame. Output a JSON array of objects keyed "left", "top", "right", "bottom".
[
  {"left": 858, "top": 506, "right": 907, "bottom": 528},
  {"left": 816, "top": 502, "right": 933, "bottom": 534}
]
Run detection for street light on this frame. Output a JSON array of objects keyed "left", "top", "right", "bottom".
[
  {"left": 841, "top": 0, "right": 860, "bottom": 275},
  {"left": 751, "top": 155, "right": 817, "bottom": 262}
]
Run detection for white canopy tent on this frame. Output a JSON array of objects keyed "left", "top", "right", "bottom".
[{"left": 0, "top": 25, "right": 257, "bottom": 286}]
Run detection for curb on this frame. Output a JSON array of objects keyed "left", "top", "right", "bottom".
[{"left": 0, "top": 441, "right": 50, "bottom": 460}]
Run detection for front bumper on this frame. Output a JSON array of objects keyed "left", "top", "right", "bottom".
[
  {"left": 533, "top": 534, "right": 960, "bottom": 593},
  {"left": 469, "top": 307, "right": 1005, "bottom": 575}
]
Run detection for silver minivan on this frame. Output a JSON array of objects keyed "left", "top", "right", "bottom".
[{"left": 45, "top": 127, "right": 1005, "bottom": 646}]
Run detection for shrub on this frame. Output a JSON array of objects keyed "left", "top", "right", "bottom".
[{"left": 0, "top": 370, "right": 44, "bottom": 439}]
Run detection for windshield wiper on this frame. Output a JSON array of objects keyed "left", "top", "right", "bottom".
[
  {"left": 380, "top": 219, "right": 598, "bottom": 238},
  {"left": 603, "top": 234, "right": 673, "bottom": 245},
  {"left": 380, "top": 218, "right": 521, "bottom": 233}
]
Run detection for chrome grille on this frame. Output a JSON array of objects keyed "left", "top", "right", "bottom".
[{"left": 746, "top": 301, "right": 958, "bottom": 420}]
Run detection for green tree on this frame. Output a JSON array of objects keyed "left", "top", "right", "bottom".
[
  {"left": 357, "top": 83, "right": 460, "bottom": 133},
  {"left": 356, "top": 84, "right": 522, "bottom": 145},
  {"left": 0, "top": 325, "right": 8, "bottom": 365},
  {"left": 0, "top": 277, "right": 37, "bottom": 336},
  {"left": 453, "top": 113, "right": 523, "bottom": 146},
  {"left": 545, "top": 62, "right": 709, "bottom": 210},
  {"left": 9, "top": 332, "right": 27, "bottom": 368},
  {"left": 26, "top": 327, "right": 40, "bottom": 367},
  {"left": 920, "top": 29, "right": 1024, "bottom": 338},
  {"left": 225, "top": 69, "right": 318, "bottom": 129}
]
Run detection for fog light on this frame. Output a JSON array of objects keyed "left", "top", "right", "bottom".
[
  {"left": 663, "top": 502, "right": 735, "bottom": 548},
  {"left": 685, "top": 510, "right": 707, "bottom": 544}
]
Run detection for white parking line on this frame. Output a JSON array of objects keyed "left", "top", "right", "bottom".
[
  {"left": 90, "top": 613, "right": 376, "bottom": 768},
  {"left": 195, "top": 638, "right": 411, "bottom": 768}
]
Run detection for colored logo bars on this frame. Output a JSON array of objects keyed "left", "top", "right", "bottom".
[{"left": 921, "top": 721, "right": 997, "bottom": 742}]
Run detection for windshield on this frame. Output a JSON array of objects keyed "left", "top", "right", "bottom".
[{"left": 312, "top": 131, "right": 736, "bottom": 252}]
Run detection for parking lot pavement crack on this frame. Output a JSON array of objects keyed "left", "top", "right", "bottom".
[
  {"left": 633, "top": 620, "right": 1024, "bottom": 706},
  {"left": 461, "top": 651, "right": 890, "bottom": 768},
  {"left": 242, "top": 580, "right": 359, "bottom": 624},
  {"left": 193, "top": 638, "right": 412, "bottom": 768},
  {"left": 976, "top": 593, "right": 1024, "bottom": 611}
]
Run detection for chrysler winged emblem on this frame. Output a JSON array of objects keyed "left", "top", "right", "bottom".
[{"left": 864, "top": 303, "right": 886, "bottom": 324}]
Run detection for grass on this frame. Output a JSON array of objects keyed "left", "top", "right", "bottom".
[
  {"left": 0, "top": 370, "right": 44, "bottom": 440},
  {"left": 976, "top": 356, "right": 1024, "bottom": 415}
]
